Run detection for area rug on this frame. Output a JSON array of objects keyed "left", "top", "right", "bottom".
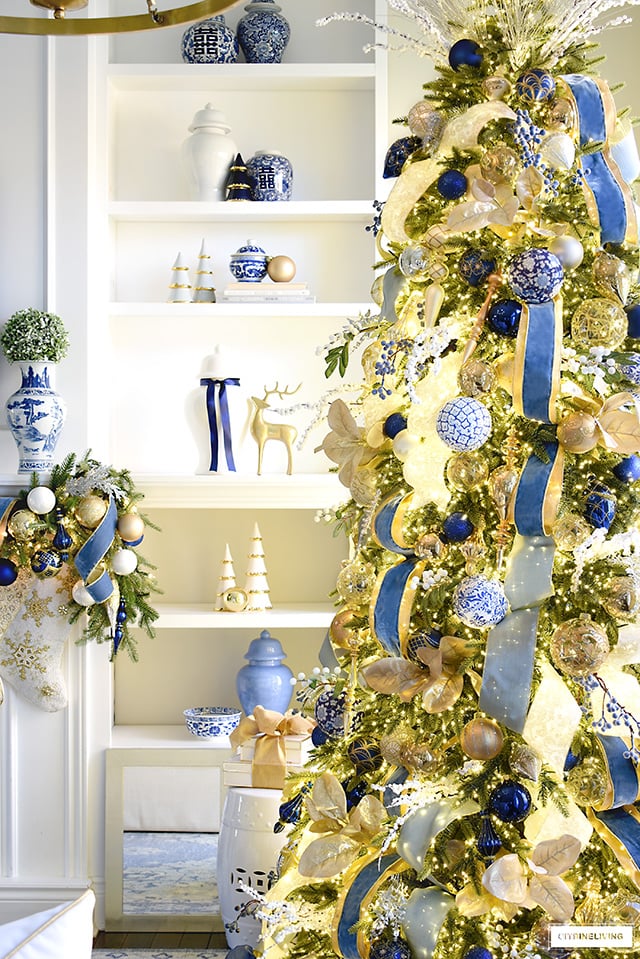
[
  {"left": 92, "top": 951, "right": 228, "bottom": 959},
  {"left": 123, "top": 832, "right": 219, "bottom": 915}
]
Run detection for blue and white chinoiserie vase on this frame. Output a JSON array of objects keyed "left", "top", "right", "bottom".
[
  {"left": 237, "top": 0, "right": 290, "bottom": 63},
  {"left": 236, "top": 629, "right": 294, "bottom": 716},
  {"left": 246, "top": 150, "right": 293, "bottom": 201},
  {"left": 229, "top": 239, "right": 269, "bottom": 282},
  {"left": 5, "top": 362, "right": 66, "bottom": 474},
  {"left": 181, "top": 15, "right": 239, "bottom": 63}
]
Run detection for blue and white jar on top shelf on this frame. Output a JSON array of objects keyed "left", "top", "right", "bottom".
[
  {"left": 237, "top": 0, "right": 290, "bottom": 63},
  {"left": 6, "top": 362, "right": 66, "bottom": 473},
  {"left": 181, "top": 15, "right": 239, "bottom": 63},
  {"left": 229, "top": 240, "right": 269, "bottom": 282},
  {"left": 246, "top": 150, "right": 293, "bottom": 201}
]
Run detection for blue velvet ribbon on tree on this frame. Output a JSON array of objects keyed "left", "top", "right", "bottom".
[
  {"left": 594, "top": 734, "right": 640, "bottom": 809},
  {"left": 562, "top": 74, "right": 637, "bottom": 245},
  {"left": 74, "top": 494, "right": 117, "bottom": 602},
  {"left": 200, "top": 377, "right": 240, "bottom": 472},
  {"left": 332, "top": 851, "right": 408, "bottom": 959},
  {"left": 588, "top": 804, "right": 640, "bottom": 888},
  {"left": 512, "top": 300, "right": 562, "bottom": 424}
]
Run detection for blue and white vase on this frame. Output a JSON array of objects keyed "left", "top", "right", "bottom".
[
  {"left": 181, "top": 15, "right": 239, "bottom": 63},
  {"left": 236, "top": 629, "right": 294, "bottom": 716},
  {"left": 246, "top": 150, "right": 293, "bottom": 201},
  {"left": 5, "top": 361, "right": 66, "bottom": 473},
  {"left": 237, "top": 0, "right": 290, "bottom": 64},
  {"left": 229, "top": 239, "right": 269, "bottom": 282}
]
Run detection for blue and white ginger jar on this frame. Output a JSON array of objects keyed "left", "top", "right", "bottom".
[
  {"left": 246, "top": 150, "right": 292, "bottom": 201},
  {"left": 229, "top": 239, "right": 269, "bottom": 282},
  {"left": 237, "top": 0, "right": 290, "bottom": 64},
  {"left": 5, "top": 361, "right": 66, "bottom": 473},
  {"left": 181, "top": 15, "right": 239, "bottom": 63}
]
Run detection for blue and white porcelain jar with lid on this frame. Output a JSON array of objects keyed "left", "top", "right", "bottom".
[
  {"left": 229, "top": 240, "right": 269, "bottom": 282},
  {"left": 181, "top": 15, "right": 239, "bottom": 63},
  {"left": 237, "top": 0, "right": 290, "bottom": 64},
  {"left": 246, "top": 150, "right": 293, "bottom": 201}
]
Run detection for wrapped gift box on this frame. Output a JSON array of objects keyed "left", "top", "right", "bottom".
[
  {"left": 223, "top": 759, "right": 305, "bottom": 788},
  {"left": 238, "top": 733, "right": 313, "bottom": 764}
]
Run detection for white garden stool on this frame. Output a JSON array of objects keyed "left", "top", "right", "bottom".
[{"left": 217, "top": 786, "right": 286, "bottom": 948}]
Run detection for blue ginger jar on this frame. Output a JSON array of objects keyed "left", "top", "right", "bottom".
[
  {"left": 6, "top": 362, "right": 66, "bottom": 473},
  {"left": 246, "top": 150, "right": 293, "bottom": 201},
  {"left": 237, "top": 0, "right": 290, "bottom": 64},
  {"left": 236, "top": 629, "right": 294, "bottom": 715},
  {"left": 181, "top": 15, "right": 239, "bottom": 63},
  {"left": 229, "top": 239, "right": 269, "bottom": 282}
]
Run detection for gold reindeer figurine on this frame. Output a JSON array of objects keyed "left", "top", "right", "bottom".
[{"left": 249, "top": 383, "right": 301, "bottom": 475}]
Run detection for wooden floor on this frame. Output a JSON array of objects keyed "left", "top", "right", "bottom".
[{"left": 93, "top": 929, "right": 228, "bottom": 949}]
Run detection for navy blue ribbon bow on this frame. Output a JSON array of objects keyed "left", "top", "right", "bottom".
[{"left": 200, "top": 377, "right": 240, "bottom": 472}]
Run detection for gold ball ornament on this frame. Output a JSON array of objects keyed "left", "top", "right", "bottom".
[
  {"left": 565, "top": 756, "right": 608, "bottom": 807},
  {"left": 74, "top": 494, "right": 108, "bottom": 529},
  {"left": 547, "top": 97, "right": 577, "bottom": 132},
  {"left": 556, "top": 411, "right": 599, "bottom": 453},
  {"left": 413, "top": 532, "right": 448, "bottom": 562},
  {"left": 403, "top": 741, "right": 436, "bottom": 772},
  {"left": 222, "top": 587, "right": 249, "bottom": 612},
  {"left": 602, "top": 576, "right": 640, "bottom": 622},
  {"left": 380, "top": 728, "right": 414, "bottom": 766},
  {"left": 592, "top": 250, "right": 631, "bottom": 304},
  {"left": 571, "top": 297, "right": 628, "bottom": 351},
  {"left": 458, "top": 358, "right": 496, "bottom": 397},
  {"left": 446, "top": 451, "right": 489, "bottom": 491},
  {"left": 480, "top": 145, "right": 519, "bottom": 183},
  {"left": 330, "top": 607, "right": 360, "bottom": 649},
  {"left": 336, "top": 558, "right": 377, "bottom": 608},
  {"left": 267, "top": 255, "right": 296, "bottom": 283},
  {"left": 424, "top": 224, "right": 449, "bottom": 250},
  {"left": 7, "top": 509, "right": 41, "bottom": 541},
  {"left": 552, "top": 512, "right": 592, "bottom": 551},
  {"left": 550, "top": 616, "right": 610, "bottom": 677},
  {"left": 460, "top": 717, "right": 504, "bottom": 759},
  {"left": 482, "top": 75, "right": 512, "bottom": 100},
  {"left": 117, "top": 512, "right": 145, "bottom": 543}
]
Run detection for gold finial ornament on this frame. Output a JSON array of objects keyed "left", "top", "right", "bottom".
[{"left": 2, "top": 0, "right": 234, "bottom": 35}]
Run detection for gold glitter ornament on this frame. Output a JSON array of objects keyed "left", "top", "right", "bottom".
[
  {"left": 413, "top": 532, "right": 447, "bottom": 562},
  {"left": 7, "top": 509, "right": 41, "bottom": 541},
  {"left": 550, "top": 616, "right": 610, "bottom": 677},
  {"left": 380, "top": 727, "right": 414, "bottom": 765},
  {"left": 267, "top": 254, "right": 296, "bottom": 283},
  {"left": 350, "top": 467, "right": 379, "bottom": 506},
  {"left": 482, "top": 75, "right": 511, "bottom": 100},
  {"left": 565, "top": 756, "right": 608, "bottom": 807},
  {"left": 602, "top": 575, "right": 640, "bottom": 621},
  {"left": 571, "top": 297, "right": 628, "bottom": 350},
  {"left": 74, "top": 494, "right": 108, "bottom": 529},
  {"left": 480, "top": 145, "right": 518, "bottom": 183},
  {"left": 336, "top": 558, "right": 377, "bottom": 607},
  {"left": 458, "top": 358, "right": 496, "bottom": 396},
  {"left": 547, "top": 97, "right": 577, "bottom": 132},
  {"left": 552, "top": 512, "right": 592, "bottom": 551},
  {"left": 460, "top": 717, "right": 504, "bottom": 759},
  {"left": 446, "top": 450, "right": 489, "bottom": 491},
  {"left": 592, "top": 250, "right": 631, "bottom": 304},
  {"left": 556, "top": 411, "right": 599, "bottom": 453}
]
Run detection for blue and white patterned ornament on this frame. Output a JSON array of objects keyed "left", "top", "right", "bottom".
[
  {"left": 613, "top": 454, "right": 640, "bottom": 483},
  {"left": 584, "top": 483, "right": 616, "bottom": 530},
  {"left": 448, "top": 38, "right": 483, "bottom": 70},
  {"left": 436, "top": 397, "right": 492, "bottom": 452},
  {"left": 507, "top": 248, "right": 563, "bottom": 303},
  {"left": 370, "top": 939, "right": 412, "bottom": 959},
  {"left": 314, "top": 688, "right": 347, "bottom": 737},
  {"left": 442, "top": 511, "right": 474, "bottom": 542},
  {"left": 458, "top": 248, "right": 497, "bottom": 287},
  {"left": 437, "top": 169, "right": 468, "bottom": 200},
  {"left": 616, "top": 352, "right": 640, "bottom": 385},
  {"left": 30, "top": 547, "right": 63, "bottom": 578},
  {"left": 516, "top": 68, "right": 556, "bottom": 101},
  {"left": 383, "top": 136, "right": 422, "bottom": 178},
  {"left": 488, "top": 780, "right": 532, "bottom": 822},
  {"left": 453, "top": 575, "right": 508, "bottom": 628},
  {"left": 487, "top": 298, "right": 522, "bottom": 337}
]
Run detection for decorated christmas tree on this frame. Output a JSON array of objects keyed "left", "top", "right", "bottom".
[{"left": 250, "top": 2, "right": 640, "bottom": 958}]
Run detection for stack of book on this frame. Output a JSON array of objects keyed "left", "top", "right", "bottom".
[
  {"left": 223, "top": 732, "right": 314, "bottom": 787},
  {"left": 222, "top": 281, "right": 315, "bottom": 304}
]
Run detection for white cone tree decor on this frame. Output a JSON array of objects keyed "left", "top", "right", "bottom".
[
  {"left": 244, "top": 522, "right": 272, "bottom": 611},
  {"left": 215, "top": 542, "right": 236, "bottom": 611},
  {"left": 167, "top": 251, "right": 191, "bottom": 303}
]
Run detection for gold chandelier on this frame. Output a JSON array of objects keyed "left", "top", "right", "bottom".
[{"left": 0, "top": 0, "right": 234, "bottom": 35}]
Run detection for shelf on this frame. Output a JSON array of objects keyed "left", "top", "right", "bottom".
[
  {"left": 110, "top": 724, "right": 235, "bottom": 749},
  {"left": 108, "top": 200, "right": 375, "bottom": 222},
  {"left": 152, "top": 602, "right": 335, "bottom": 629},
  {"left": 107, "top": 62, "right": 375, "bottom": 93},
  {"left": 134, "top": 472, "right": 348, "bottom": 508},
  {"left": 110, "top": 301, "right": 372, "bottom": 318}
]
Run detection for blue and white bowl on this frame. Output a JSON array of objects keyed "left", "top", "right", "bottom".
[{"left": 184, "top": 706, "right": 241, "bottom": 738}]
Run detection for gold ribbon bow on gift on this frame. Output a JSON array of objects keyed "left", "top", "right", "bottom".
[{"left": 229, "top": 705, "right": 315, "bottom": 790}]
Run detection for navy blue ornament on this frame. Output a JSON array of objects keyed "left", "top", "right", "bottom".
[
  {"left": 314, "top": 689, "right": 347, "bottom": 737},
  {"left": 383, "top": 412, "right": 408, "bottom": 438},
  {"left": 476, "top": 816, "right": 502, "bottom": 858},
  {"left": 406, "top": 628, "right": 442, "bottom": 663},
  {"left": 487, "top": 299, "right": 522, "bottom": 338},
  {"left": 437, "top": 169, "right": 468, "bottom": 200},
  {"left": 370, "top": 939, "right": 412, "bottom": 959},
  {"left": 564, "top": 749, "right": 580, "bottom": 772},
  {"left": 0, "top": 558, "right": 18, "bottom": 586},
  {"left": 488, "top": 780, "right": 532, "bottom": 822},
  {"left": 113, "top": 625, "right": 124, "bottom": 653},
  {"left": 516, "top": 68, "right": 556, "bottom": 101},
  {"left": 274, "top": 786, "right": 310, "bottom": 833},
  {"left": 464, "top": 948, "right": 493, "bottom": 959},
  {"left": 345, "top": 779, "right": 368, "bottom": 809},
  {"left": 383, "top": 136, "right": 422, "bottom": 179},
  {"left": 347, "top": 737, "right": 383, "bottom": 775},
  {"left": 448, "top": 38, "right": 483, "bottom": 70},
  {"left": 52, "top": 511, "right": 73, "bottom": 560},
  {"left": 613, "top": 454, "right": 640, "bottom": 483},
  {"left": 626, "top": 304, "right": 640, "bottom": 339},
  {"left": 31, "top": 547, "right": 63, "bottom": 578},
  {"left": 311, "top": 724, "right": 329, "bottom": 746},
  {"left": 584, "top": 483, "right": 616, "bottom": 531},
  {"left": 442, "top": 511, "right": 474, "bottom": 543},
  {"left": 458, "top": 249, "right": 497, "bottom": 287}
]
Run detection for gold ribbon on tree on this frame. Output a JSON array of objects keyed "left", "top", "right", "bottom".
[{"left": 229, "top": 704, "right": 315, "bottom": 789}]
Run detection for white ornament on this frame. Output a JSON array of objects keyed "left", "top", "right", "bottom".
[
  {"left": 548, "top": 235, "right": 584, "bottom": 271},
  {"left": 539, "top": 132, "right": 575, "bottom": 170},
  {"left": 26, "top": 486, "right": 56, "bottom": 515},
  {"left": 392, "top": 429, "right": 417, "bottom": 462},
  {"left": 111, "top": 548, "right": 138, "bottom": 575},
  {"left": 72, "top": 580, "right": 95, "bottom": 607}
]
